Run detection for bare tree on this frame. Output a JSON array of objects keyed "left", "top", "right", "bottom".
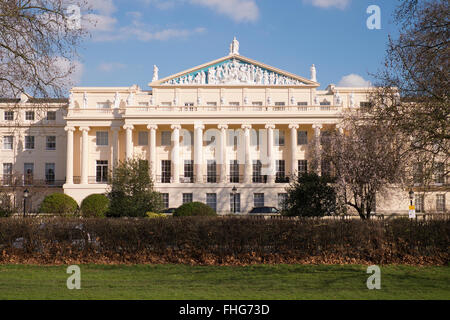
[
  {"left": 315, "top": 119, "right": 408, "bottom": 219},
  {"left": 369, "top": 0, "right": 449, "bottom": 181},
  {"left": 0, "top": 0, "right": 90, "bottom": 100}
]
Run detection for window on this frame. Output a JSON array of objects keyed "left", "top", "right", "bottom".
[
  {"left": 184, "top": 102, "right": 195, "bottom": 111},
  {"left": 274, "top": 102, "right": 285, "bottom": 111},
  {"left": 3, "top": 136, "right": 13, "bottom": 150},
  {"left": 161, "top": 160, "right": 171, "bottom": 183},
  {"left": 161, "top": 131, "right": 171, "bottom": 146},
  {"left": 184, "top": 160, "right": 194, "bottom": 182},
  {"left": 360, "top": 102, "right": 372, "bottom": 112},
  {"left": 96, "top": 131, "right": 108, "bottom": 146},
  {"left": 4, "top": 111, "right": 13, "bottom": 121},
  {"left": 138, "top": 131, "right": 148, "bottom": 146},
  {"left": 436, "top": 194, "right": 446, "bottom": 212},
  {"left": 25, "top": 136, "right": 35, "bottom": 150},
  {"left": 182, "top": 193, "right": 193, "bottom": 204},
  {"left": 97, "top": 102, "right": 110, "bottom": 109},
  {"left": 25, "top": 111, "right": 34, "bottom": 120},
  {"left": 297, "top": 102, "right": 308, "bottom": 111},
  {"left": 278, "top": 193, "right": 288, "bottom": 210},
  {"left": 45, "top": 163, "right": 55, "bottom": 184},
  {"left": 96, "top": 160, "right": 108, "bottom": 183},
  {"left": 320, "top": 100, "right": 331, "bottom": 106},
  {"left": 298, "top": 160, "right": 308, "bottom": 174},
  {"left": 230, "top": 193, "right": 241, "bottom": 213},
  {"left": 182, "top": 130, "right": 193, "bottom": 146},
  {"left": 252, "top": 160, "right": 263, "bottom": 183},
  {"left": 297, "top": 102, "right": 308, "bottom": 106},
  {"left": 228, "top": 130, "right": 239, "bottom": 147},
  {"left": 321, "top": 159, "right": 331, "bottom": 177},
  {"left": 297, "top": 131, "right": 308, "bottom": 145},
  {"left": 252, "top": 101, "right": 263, "bottom": 111},
  {"left": 413, "top": 163, "right": 423, "bottom": 184},
  {"left": 434, "top": 162, "right": 445, "bottom": 184},
  {"left": 251, "top": 129, "right": 260, "bottom": 146},
  {"left": 274, "top": 130, "right": 285, "bottom": 146},
  {"left": 2, "top": 163, "right": 12, "bottom": 185},
  {"left": 254, "top": 193, "right": 264, "bottom": 207},
  {"left": 230, "top": 160, "right": 239, "bottom": 183},
  {"left": 207, "top": 160, "right": 217, "bottom": 183},
  {"left": 206, "top": 193, "right": 217, "bottom": 212},
  {"left": 229, "top": 102, "right": 240, "bottom": 106},
  {"left": 415, "top": 195, "right": 424, "bottom": 213},
  {"left": 161, "top": 193, "right": 169, "bottom": 209},
  {"left": 46, "top": 136, "right": 56, "bottom": 150},
  {"left": 275, "top": 160, "right": 286, "bottom": 183},
  {"left": 24, "top": 163, "right": 34, "bottom": 185},
  {"left": 46, "top": 111, "right": 56, "bottom": 120},
  {"left": 206, "top": 102, "right": 217, "bottom": 111}
]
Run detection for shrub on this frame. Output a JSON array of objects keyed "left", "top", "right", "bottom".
[
  {"left": 38, "top": 193, "right": 78, "bottom": 215},
  {"left": 173, "top": 202, "right": 217, "bottom": 217},
  {"left": 107, "top": 158, "right": 162, "bottom": 217},
  {"left": 81, "top": 194, "right": 109, "bottom": 218},
  {"left": 145, "top": 212, "right": 168, "bottom": 219}
]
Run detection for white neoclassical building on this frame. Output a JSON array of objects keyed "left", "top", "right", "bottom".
[{"left": 1, "top": 39, "right": 447, "bottom": 214}]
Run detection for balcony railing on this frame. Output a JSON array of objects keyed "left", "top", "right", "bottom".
[{"left": 0, "top": 174, "right": 64, "bottom": 187}]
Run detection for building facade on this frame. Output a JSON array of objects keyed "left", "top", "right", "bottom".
[{"left": 1, "top": 39, "right": 447, "bottom": 214}]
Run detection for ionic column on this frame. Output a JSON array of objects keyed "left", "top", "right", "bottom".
[
  {"left": 218, "top": 124, "right": 228, "bottom": 183},
  {"left": 241, "top": 124, "right": 252, "bottom": 183},
  {"left": 194, "top": 124, "right": 205, "bottom": 183},
  {"left": 64, "top": 126, "right": 75, "bottom": 184},
  {"left": 147, "top": 124, "right": 158, "bottom": 181},
  {"left": 171, "top": 124, "right": 181, "bottom": 183},
  {"left": 111, "top": 126, "right": 120, "bottom": 166},
  {"left": 289, "top": 124, "right": 299, "bottom": 177},
  {"left": 123, "top": 124, "right": 134, "bottom": 160},
  {"left": 265, "top": 124, "right": 275, "bottom": 183},
  {"left": 312, "top": 123, "right": 323, "bottom": 175},
  {"left": 80, "top": 126, "right": 90, "bottom": 184}
]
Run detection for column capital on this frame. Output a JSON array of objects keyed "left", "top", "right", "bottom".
[
  {"left": 147, "top": 124, "right": 158, "bottom": 130},
  {"left": 288, "top": 124, "right": 299, "bottom": 130},
  {"left": 194, "top": 124, "right": 205, "bottom": 130},
  {"left": 123, "top": 124, "right": 134, "bottom": 130},
  {"left": 265, "top": 124, "right": 275, "bottom": 130},
  {"left": 64, "top": 126, "right": 75, "bottom": 132},
  {"left": 312, "top": 123, "right": 323, "bottom": 130},
  {"left": 171, "top": 124, "right": 181, "bottom": 130},
  {"left": 241, "top": 124, "right": 252, "bottom": 130},
  {"left": 218, "top": 124, "right": 228, "bottom": 130},
  {"left": 79, "top": 126, "right": 90, "bottom": 132}
]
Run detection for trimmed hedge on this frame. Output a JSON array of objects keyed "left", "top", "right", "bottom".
[
  {"left": 0, "top": 217, "right": 448, "bottom": 265},
  {"left": 81, "top": 194, "right": 109, "bottom": 218},
  {"left": 38, "top": 193, "right": 78, "bottom": 215},
  {"left": 173, "top": 202, "right": 217, "bottom": 217}
]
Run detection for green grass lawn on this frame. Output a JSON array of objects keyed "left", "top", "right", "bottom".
[{"left": 0, "top": 264, "right": 448, "bottom": 300}]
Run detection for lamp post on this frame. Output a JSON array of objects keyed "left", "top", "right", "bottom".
[
  {"left": 409, "top": 189, "right": 414, "bottom": 207},
  {"left": 232, "top": 186, "right": 237, "bottom": 214},
  {"left": 23, "top": 189, "right": 29, "bottom": 218}
]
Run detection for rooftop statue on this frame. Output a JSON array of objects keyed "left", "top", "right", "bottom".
[{"left": 229, "top": 37, "right": 240, "bottom": 55}]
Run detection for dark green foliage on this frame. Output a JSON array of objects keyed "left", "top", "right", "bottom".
[
  {"left": 38, "top": 193, "right": 78, "bottom": 215},
  {"left": 107, "top": 158, "right": 162, "bottom": 217},
  {"left": 0, "top": 192, "right": 14, "bottom": 217},
  {"left": 283, "top": 172, "right": 338, "bottom": 217},
  {"left": 173, "top": 202, "right": 217, "bottom": 217},
  {"left": 81, "top": 194, "right": 109, "bottom": 217}
]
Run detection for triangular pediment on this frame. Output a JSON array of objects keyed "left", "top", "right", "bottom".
[{"left": 149, "top": 55, "right": 319, "bottom": 87}]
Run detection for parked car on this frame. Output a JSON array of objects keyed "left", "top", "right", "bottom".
[
  {"left": 248, "top": 207, "right": 280, "bottom": 215},
  {"left": 162, "top": 208, "right": 176, "bottom": 214}
]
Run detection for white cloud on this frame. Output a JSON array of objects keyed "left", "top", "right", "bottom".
[
  {"left": 83, "top": 13, "right": 117, "bottom": 31},
  {"left": 190, "top": 0, "right": 259, "bottom": 22},
  {"left": 95, "top": 26, "right": 206, "bottom": 42},
  {"left": 85, "top": 0, "right": 117, "bottom": 15},
  {"left": 98, "top": 62, "right": 126, "bottom": 72},
  {"left": 338, "top": 74, "right": 371, "bottom": 87},
  {"left": 303, "top": 0, "right": 351, "bottom": 10},
  {"left": 53, "top": 57, "right": 84, "bottom": 87}
]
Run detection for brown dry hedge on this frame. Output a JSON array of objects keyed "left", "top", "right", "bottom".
[{"left": 0, "top": 217, "right": 448, "bottom": 265}]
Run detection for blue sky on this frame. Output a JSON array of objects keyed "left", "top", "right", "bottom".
[{"left": 73, "top": 0, "right": 400, "bottom": 90}]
